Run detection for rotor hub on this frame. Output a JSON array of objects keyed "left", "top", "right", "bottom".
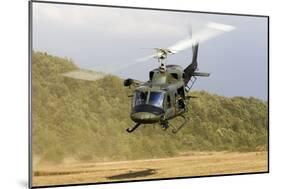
[{"left": 159, "top": 63, "right": 166, "bottom": 73}]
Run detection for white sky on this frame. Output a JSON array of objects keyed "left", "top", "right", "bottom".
[{"left": 32, "top": 2, "right": 268, "bottom": 100}]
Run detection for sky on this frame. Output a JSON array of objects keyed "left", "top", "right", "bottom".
[{"left": 32, "top": 2, "right": 268, "bottom": 100}]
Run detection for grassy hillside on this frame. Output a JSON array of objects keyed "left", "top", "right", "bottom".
[{"left": 32, "top": 52, "right": 268, "bottom": 163}]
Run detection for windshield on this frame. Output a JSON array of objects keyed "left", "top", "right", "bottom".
[
  {"left": 134, "top": 91, "right": 164, "bottom": 108},
  {"left": 148, "top": 92, "right": 164, "bottom": 108},
  {"left": 134, "top": 91, "right": 148, "bottom": 106}
]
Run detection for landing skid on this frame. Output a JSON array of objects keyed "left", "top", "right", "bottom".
[
  {"left": 160, "top": 114, "right": 187, "bottom": 134},
  {"left": 126, "top": 123, "right": 141, "bottom": 133},
  {"left": 171, "top": 114, "right": 187, "bottom": 134},
  {"left": 126, "top": 114, "right": 187, "bottom": 134}
]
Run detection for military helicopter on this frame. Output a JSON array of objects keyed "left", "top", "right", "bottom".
[
  {"left": 122, "top": 22, "right": 235, "bottom": 133},
  {"left": 123, "top": 42, "right": 207, "bottom": 133},
  {"left": 63, "top": 21, "right": 235, "bottom": 134}
]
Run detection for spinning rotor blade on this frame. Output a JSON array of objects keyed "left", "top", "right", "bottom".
[
  {"left": 137, "top": 21, "right": 235, "bottom": 62},
  {"left": 169, "top": 22, "right": 235, "bottom": 53},
  {"left": 137, "top": 48, "right": 173, "bottom": 62},
  {"left": 62, "top": 69, "right": 108, "bottom": 81},
  {"left": 136, "top": 54, "right": 155, "bottom": 62},
  {"left": 63, "top": 21, "right": 235, "bottom": 81}
]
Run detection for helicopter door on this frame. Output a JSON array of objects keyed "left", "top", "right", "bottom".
[
  {"left": 176, "top": 87, "right": 186, "bottom": 110},
  {"left": 177, "top": 86, "right": 185, "bottom": 98},
  {"left": 164, "top": 93, "right": 174, "bottom": 119}
]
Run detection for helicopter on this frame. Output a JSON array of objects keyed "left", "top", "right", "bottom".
[
  {"left": 123, "top": 42, "right": 208, "bottom": 133},
  {"left": 63, "top": 21, "right": 235, "bottom": 134},
  {"left": 122, "top": 22, "right": 235, "bottom": 133}
]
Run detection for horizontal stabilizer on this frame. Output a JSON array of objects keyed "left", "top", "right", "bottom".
[
  {"left": 193, "top": 72, "right": 210, "bottom": 77},
  {"left": 124, "top": 78, "right": 141, "bottom": 87}
]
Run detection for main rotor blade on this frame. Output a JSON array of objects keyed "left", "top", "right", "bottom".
[
  {"left": 63, "top": 21, "right": 235, "bottom": 81},
  {"left": 137, "top": 21, "right": 235, "bottom": 62},
  {"left": 169, "top": 22, "right": 235, "bottom": 53},
  {"left": 136, "top": 54, "right": 155, "bottom": 62},
  {"left": 62, "top": 69, "right": 108, "bottom": 81}
]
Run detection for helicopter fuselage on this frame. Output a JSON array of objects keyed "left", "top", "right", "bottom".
[
  {"left": 130, "top": 65, "right": 187, "bottom": 125},
  {"left": 124, "top": 43, "right": 209, "bottom": 133}
]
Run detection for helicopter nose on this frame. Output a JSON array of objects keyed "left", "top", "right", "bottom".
[
  {"left": 131, "top": 112, "right": 161, "bottom": 124},
  {"left": 131, "top": 104, "right": 165, "bottom": 124}
]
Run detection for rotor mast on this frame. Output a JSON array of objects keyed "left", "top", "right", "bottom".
[{"left": 154, "top": 48, "right": 173, "bottom": 72}]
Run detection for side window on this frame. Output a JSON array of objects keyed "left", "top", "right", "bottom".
[{"left": 171, "top": 73, "right": 178, "bottom": 80}]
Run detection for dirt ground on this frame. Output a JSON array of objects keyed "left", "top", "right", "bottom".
[{"left": 32, "top": 151, "right": 268, "bottom": 187}]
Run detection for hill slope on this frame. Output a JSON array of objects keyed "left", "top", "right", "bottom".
[{"left": 32, "top": 52, "right": 268, "bottom": 163}]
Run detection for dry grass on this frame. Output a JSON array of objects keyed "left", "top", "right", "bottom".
[{"left": 32, "top": 151, "right": 268, "bottom": 187}]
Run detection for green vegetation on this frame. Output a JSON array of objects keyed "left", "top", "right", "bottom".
[{"left": 32, "top": 52, "right": 268, "bottom": 163}]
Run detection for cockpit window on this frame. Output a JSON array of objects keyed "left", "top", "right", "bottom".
[
  {"left": 134, "top": 91, "right": 164, "bottom": 108},
  {"left": 134, "top": 91, "right": 148, "bottom": 106},
  {"left": 148, "top": 92, "right": 164, "bottom": 108}
]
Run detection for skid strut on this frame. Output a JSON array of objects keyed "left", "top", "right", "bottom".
[
  {"left": 126, "top": 123, "right": 141, "bottom": 133},
  {"left": 172, "top": 114, "right": 187, "bottom": 134}
]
